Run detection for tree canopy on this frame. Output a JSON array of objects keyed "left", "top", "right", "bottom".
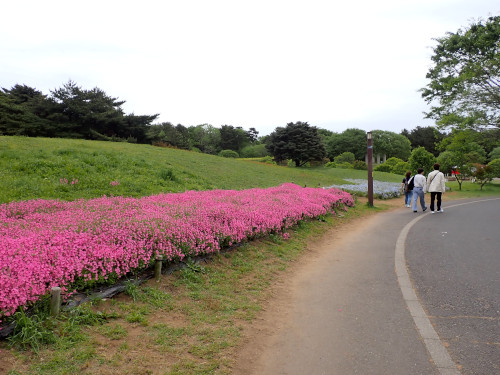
[
  {"left": 401, "top": 126, "right": 445, "bottom": 156},
  {"left": 421, "top": 16, "right": 500, "bottom": 131},
  {"left": 1, "top": 81, "right": 158, "bottom": 142},
  {"left": 326, "top": 128, "right": 367, "bottom": 160},
  {"left": 266, "top": 122, "right": 326, "bottom": 167},
  {"left": 371, "top": 130, "right": 412, "bottom": 160},
  {"left": 408, "top": 147, "right": 436, "bottom": 175}
]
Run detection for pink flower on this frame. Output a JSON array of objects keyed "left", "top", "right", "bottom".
[{"left": 0, "top": 183, "right": 354, "bottom": 322}]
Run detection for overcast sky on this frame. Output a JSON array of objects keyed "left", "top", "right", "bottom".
[{"left": 1, "top": 1, "right": 499, "bottom": 136}]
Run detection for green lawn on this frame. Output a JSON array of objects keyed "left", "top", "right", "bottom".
[{"left": 0, "top": 136, "right": 400, "bottom": 203}]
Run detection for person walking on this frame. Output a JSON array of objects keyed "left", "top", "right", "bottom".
[
  {"left": 401, "top": 171, "right": 413, "bottom": 208},
  {"left": 412, "top": 168, "right": 427, "bottom": 213},
  {"left": 427, "top": 163, "right": 446, "bottom": 213}
]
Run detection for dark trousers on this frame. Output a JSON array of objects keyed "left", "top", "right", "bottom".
[{"left": 430, "top": 192, "right": 442, "bottom": 211}]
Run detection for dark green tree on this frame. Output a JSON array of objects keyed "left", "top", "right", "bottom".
[
  {"left": 326, "top": 128, "right": 366, "bottom": 160},
  {"left": 421, "top": 16, "right": 500, "bottom": 130},
  {"left": 246, "top": 127, "right": 259, "bottom": 144},
  {"left": 401, "top": 126, "right": 445, "bottom": 156},
  {"left": 50, "top": 80, "right": 158, "bottom": 140},
  {"left": 266, "top": 122, "right": 326, "bottom": 167},
  {"left": 0, "top": 89, "right": 56, "bottom": 136},
  {"left": 220, "top": 125, "right": 250, "bottom": 151}
]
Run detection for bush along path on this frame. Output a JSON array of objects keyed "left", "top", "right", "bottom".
[{"left": 0, "top": 183, "right": 354, "bottom": 327}]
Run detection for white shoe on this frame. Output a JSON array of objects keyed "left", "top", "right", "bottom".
[
  {"left": 438, "top": 209, "right": 444, "bottom": 213},
  {"left": 431, "top": 211, "right": 435, "bottom": 214}
]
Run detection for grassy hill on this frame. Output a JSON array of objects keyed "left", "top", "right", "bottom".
[{"left": 0, "top": 136, "right": 401, "bottom": 203}]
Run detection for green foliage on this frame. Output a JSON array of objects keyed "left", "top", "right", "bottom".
[
  {"left": 371, "top": 130, "right": 412, "bottom": 160},
  {"left": 408, "top": 147, "right": 436, "bottom": 174},
  {"left": 266, "top": 122, "right": 326, "bottom": 167},
  {"left": 421, "top": 16, "right": 500, "bottom": 130},
  {"left": 436, "top": 151, "right": 456, "bottom": 174},
  {"left": 188, "top": 124, "right": 221, "bottom": 155},
  {"left": 401, "top": 126, "right": 445, "bottom": 156},
  {"left": 473, "top": 164, "right": 495, "bottom": 190},
  {"left": 374, "top": 157, "right": 404, "bottom": 173},
  {"left": 218, "top": 149, "right": 239, "bottom": 158},
  {"left": 239, "top": 144, "right": 268, "bottom": 158},
  {"left": 147, "top": 122, "right": 190, "bottom": 149},
  {"left": 159, "top": 168, "right": 176, "bottom": 181},
  {"left": 326, "top": 128, "right": 366, "bottom": 160},
  {"left": 488, "top": 158, "right": 500, "bottom": 177},
  {"left": 219, "top": 125, "right": 251, "bottom": 152},
  {"left": 352, "top": 160, "right": 367, "bottom": 170},
  {"left": 374, "top": 163, "right": 392, "bottom": 173},
  {"left": 337, "top": 162, "right": 353, "bottom": 169},
  {"left": 392, "top": 161, "right": 410, "bottom": 175},
  {"left": 489, "top": 147, "right": 500, "bottom": 161},
  {"left": 1, "top": 81, "right": 158, "bottom": 143},
  {"left": 333, "top": 152, "right": 355, "bottom": 164},
  {"left": 440, "top": 129, "right": 488, "bottom": 171},
  {"left": 325, "top": 161, "right": 337, "bottom": 168}
]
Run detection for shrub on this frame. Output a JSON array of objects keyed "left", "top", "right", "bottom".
[
  {"left": 334, "top": 152, "right": 355, "bottom": 164},
  {"left": 239, "top": 144, "right": 268, "bottom": 158},
  {"left": 374, "top": 163, "right": 393, "bottom": 172},
  {"left": 325, "top": 162, "right": 337, "bottom": 168},
  {"left": 218, "top": 150, "right": 239, "bottom": 158},
  {"left": 488, "top": 158, "right": 500, "bottom": 177},
  {"left": 489, "top": 147, "right": 500, "bottom": 162},
  {"left": 353, "top": 160, "right": 367, "bottom": 170},
  {"left": 391, "top": 161, "right": 410, "bottom": 175},
  {"left": 257, "top": 155, "right": 275, "bottom": 164},
  {"left": 375, "top": 157, "right": 404, "bottom": 173},
  {"left": 409, "top": 147, "right": 435, "bottom": 175},
  {"left": 337, "top": 162, "right": 353, "bottom": 169}
]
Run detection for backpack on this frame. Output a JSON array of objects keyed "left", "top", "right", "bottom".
[{"left": 406, "top": 176, "right": 415, "bottom": 192}]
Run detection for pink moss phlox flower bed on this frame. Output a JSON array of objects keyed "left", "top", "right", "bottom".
[{"left": 0, "top": 183, "right": 353, "bottom": 322}]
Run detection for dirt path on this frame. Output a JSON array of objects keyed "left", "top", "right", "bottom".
[{"left": 231, "top": 197, "right": 439, "bottom": 375}]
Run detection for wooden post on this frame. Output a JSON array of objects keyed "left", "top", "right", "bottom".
[
  {"left": 50, "top": 287, "right": 61, "bottom": 316},
  {"left": 155, "top": 255, "right": 163, "bottom": 282},
  {"left": 367, "top": 132, "right": 374, "bottom": 207}
]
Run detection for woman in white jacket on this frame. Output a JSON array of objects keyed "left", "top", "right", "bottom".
[{"left": 427, "top": 163, "right": 446, "bottom": 213}]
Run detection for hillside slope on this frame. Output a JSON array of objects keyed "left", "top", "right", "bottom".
[{"left": 0, "top": 136, "right": 400, "bottom": 203}]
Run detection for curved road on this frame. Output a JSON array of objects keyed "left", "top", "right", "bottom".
[
  {"left": 244, "top": 198, "right": 500, "bottom": 375},
  {"left": 406, "top": 198, "right": 500, "bottom": 375}
]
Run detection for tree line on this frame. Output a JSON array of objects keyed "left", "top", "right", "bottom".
[
  {"left": 0, "top": 81, "right": 262, "bottom": 156},
  {"left": 1, "top": 17, "right": 499, "bottom": 180}
]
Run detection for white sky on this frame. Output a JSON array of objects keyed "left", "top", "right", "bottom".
[{"left": 1, "top": 0, "right": 499, "bottom": 136}]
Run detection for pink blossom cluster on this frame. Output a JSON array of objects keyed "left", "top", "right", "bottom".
[
  {"left": 0, "top": 183, "right": 353, "bottom": 321},
  {"left": 109, "top": 181, "right": 120, "bottom": 186}
]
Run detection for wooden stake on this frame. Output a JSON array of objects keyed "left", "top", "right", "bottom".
[
  {"left": 155, "top": 255, "right": 163, "bottom": 282},
  {"left": 50, "top": 287, "right": 61, "bottom": 316}
]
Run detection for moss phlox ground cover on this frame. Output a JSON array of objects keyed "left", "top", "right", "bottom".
[{"left": 0, "top": 183, "right": 353, "bottom": 323}]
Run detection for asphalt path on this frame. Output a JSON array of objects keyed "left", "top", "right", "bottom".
[
  {"left": 251, "top": 197, "right": 500, "bottom": 375},
  {"left": 406, "top": 198, "right": 500, "bottom": 375}
]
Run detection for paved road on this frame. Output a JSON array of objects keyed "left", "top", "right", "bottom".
[
  {"left": 251, "top": 197, "right": 500, "bottom": 375},
  {"left": 406, "top": 198, "right": 500, "bottom": 375}
]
